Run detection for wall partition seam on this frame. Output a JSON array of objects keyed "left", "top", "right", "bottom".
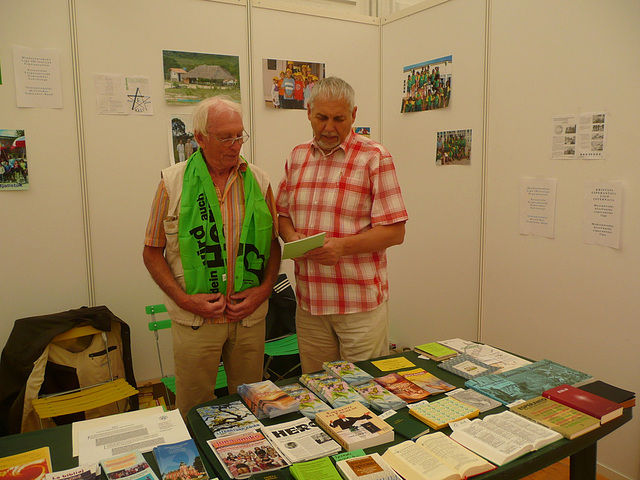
[
  {"left": 68, "top": 0, "right": 96, "bottom": 306},
  {"left": 477, "top": 0, "right": 492, "bottom": 343},
  {"left": 246, "top": 0, "right": 256, "bottom": 164}
]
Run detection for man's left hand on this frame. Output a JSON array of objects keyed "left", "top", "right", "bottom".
[
  {"left": 304, "top": 237, "right": 344, "bottom": 265},
  {"left": 226, "top": 286, "right": 270, "bottom": 322}
]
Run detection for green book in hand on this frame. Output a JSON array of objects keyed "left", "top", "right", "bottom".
[{"left": 282, "top": 233, "right": 325, "bottom": 259}]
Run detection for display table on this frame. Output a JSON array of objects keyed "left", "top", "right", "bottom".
[{"left": 186, "top": 350, "right": 633, "bottom": 480}]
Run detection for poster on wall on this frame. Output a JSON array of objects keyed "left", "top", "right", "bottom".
[
  {"left": 436, "top": 129, "right": 472, "bottom": 165},
  {"left": 13, "top": 46, "right": 62, "bottom": 108},
  {"left": 551, "top": 112, "right": 607, "bottom": 160},
  {"left": 168, "top": 114, "right": 197, "bottom": 165},
  {"left": 261, "top": 59, "right": 325, "bottom": 109},
  {"left": 0, "top": 129, "right": 29, "bottom": 190},
  {"left": 401, "top": 55, "right": 452, "bottom": 113},
  {"left": 583, "top": 181, "right": 621, "bottom": 249},
  {"left": 163, "top": 50, "right": 240, "bottom": 105},
  {"left": 355, "top": 127, "right": 370, "bottom": 137}
]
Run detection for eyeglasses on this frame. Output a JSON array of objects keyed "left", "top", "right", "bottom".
[{"left": 215, "top": 131, "right": 250, "bottom": 147}]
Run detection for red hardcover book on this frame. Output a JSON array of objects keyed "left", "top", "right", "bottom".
[{"left": 542, "top": 384, "right": 623, "bottom": 424}]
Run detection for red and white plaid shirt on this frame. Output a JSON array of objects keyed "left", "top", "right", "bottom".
[{"left": 276, "top": 131, "right": 408, "bottom": 315}]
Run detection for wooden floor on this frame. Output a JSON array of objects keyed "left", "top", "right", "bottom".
[{"left": 522, "top": 459, "right": 609, "bottom": 480}]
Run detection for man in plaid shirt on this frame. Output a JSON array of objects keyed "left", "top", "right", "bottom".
[{"left": 276, "top": 77, "right": 408, "bottom": 373}]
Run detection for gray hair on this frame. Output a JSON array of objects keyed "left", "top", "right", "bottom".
[
  {"left": 308, "top": 76, "right": 355, "bottom": 111},
  {"left": 192, "top": 95, "right": 243, "bottom": 138}
]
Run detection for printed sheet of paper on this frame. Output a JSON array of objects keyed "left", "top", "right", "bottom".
[
  {"left": 13, "top": 46, "right": 62, "bottom": 108},
  {"left": 371, "top": 357, "right": 416, "bottom": 372},
  {"left": 75, "top": 407, "right": 190, "bottom": 465},
  {"left": 95, "top": 74, "right": 153, "bottom": 115},
  {"left": 583, "top": 181, "right": 622, "bottom": 249},
  {"left": 552, "top": 112, "right": 606, "bottom": 160},
  {"left": 282, "top": 232, "right": 325, "bottom": 259},
  {"left": 519, "top": 177, "right": 557, "bottom": 238}
]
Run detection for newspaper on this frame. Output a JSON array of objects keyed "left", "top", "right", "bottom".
[{"left": 261, "top": 417, "right": 341, "bottom": 464}]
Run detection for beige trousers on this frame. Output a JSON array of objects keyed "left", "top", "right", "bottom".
[
  {"left": 171, "top": 301, "right": 268, "bottom": 419},
  {"left": 296, "top": 301, "right": 389, "bottom": 373}
]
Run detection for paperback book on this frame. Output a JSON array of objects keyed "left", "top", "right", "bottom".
[
  {"left": 196, "top": 400, "right": 262, "bottom": 438},
  {"left": 153, "top": 439, "right": 208, "bottom": 480},
  {"left": 335, "top": 453, "right": 401, "bottom": 480},
  {"left": 543, "top": 384, "right": 623, "bottom": 423},
  {"left": 323, "top": 360, "right": 374, "bottom": 385},
  {"left": 445, "top": 389, "right": 502, "bottom": 413},
  {"left": 509, "top": 396, "right": 601, "bottom": 440},
  {"left": 465, "top": 359, "right": 593, "bottom": 405},
  {"left": 438, "top": 354, "right": 499, "bottom": 380},
  {"left": 398, "top": 369, "right": 456, "bottom": 395},
  {"left": 280, "top": 383, "right": 332, "bottom": 419},
  {"left": 373, "top": 373, "right": 430, "bottom": 403},
  {"left": 413, "top": 342, "right": 458, "bottom": 361},
  {"left": 45, "top": 464, "right": 100, "bottom": 480},
  {"left": 0, "top": 447, "right": 52, "bottom": 480},
  {"left": 300, "top": 373, "right": 368, "bottom": 408},
  {"left": 289, "top": 457, "right": 342, "bottom": 480},
  {"left": 408, "top": 397, "right": 479, "bottom": 430},
  {"left": 100, "top": 450, "right": 159, "bottom": 480},
  {"left": 379, "top": 409, "right": 430, "bottom": 441},
  {"left": 449, "top": 411, "right": 562, "bottom": 466},
  {"left": 381, "top": 432, "right": 495, "bottom": 480},
  {"left": 262, "top": 417, "right": 341, "bottom": 463},
  {"left": 315, "top": 402, "right": 394, "bottom": 452},
  {"left": 237, "top": 380, "right": 300, "bottom": 419},
  {"left": 206, "top": 431, "right": 289, "bottom": 479},
  {"left": 351, "top": 381, "right": 407, "bottom": 412}
]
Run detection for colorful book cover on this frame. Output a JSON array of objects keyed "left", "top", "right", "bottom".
[
  {"left": 323, "top": 360, "right": 374, "bottom": 385},
  {"left": 399, "top": 369, "right": 456, "bottom": 394},
  {"left": 45, "top": 464, "right": 100, "bottom": 480},
  {"left": 373, "top": 373, "right": 430, "bottom": 403},
  {"left": 352, "top": 381, "right": 407, "bottom": 412},
  {"left": 0, "top": 447, "right": 52, "bottom": 480},
  {"left": 465, "top": 359, "right": 593, "bottom": 405},
  {"left": 100, "top": 450, "right": 159, "bottom": 480},
  {"left": 153, "top": 439, "right": 208, "bottom": 480},
  {"left": 237, "top": 380, "right": 299, "bottom": 419},
  {"left": 280, "top": 383, "right": 331, "bottom": 419},
  {"left": 196, "top": 400, "right": 262, "bottom": 438},
  {"left": 206, "top": 431, "right": 289, "bottom": 479},
  {"left": 315, "top": 378, "right": 369, "bottom": 408}
]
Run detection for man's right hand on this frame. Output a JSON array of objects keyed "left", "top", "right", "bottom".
[{"left": 179, "top": 293, "right": 226, "bottom": 319}]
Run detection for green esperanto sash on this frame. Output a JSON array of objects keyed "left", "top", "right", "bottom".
[{"left": 179, "top": 150, "right": 272, "bottom": 295}]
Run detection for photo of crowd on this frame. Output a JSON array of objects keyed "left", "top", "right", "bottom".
[
  {"left": 401, "top": 55, "right": 452, "bottom": 113},
  {"left": 0, "top": 129, "right": 28, "bottom": 190},
  {"left": 262, "top": 59, "right": 325, "bottom": 110}
]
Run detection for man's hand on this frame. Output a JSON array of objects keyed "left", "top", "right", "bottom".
[
  {"left": 304, "top": 237, "right": 344, "bottom": 265},
  {"left": 226, "top": 286, "right": 270, "bottom": 322},
  {"left": 180, "top": 293, "right": 226, "bottom": 319}
]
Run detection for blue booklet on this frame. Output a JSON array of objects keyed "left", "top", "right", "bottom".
[{"left": 153, "top": 439, "right": 209, "bottom": 480}]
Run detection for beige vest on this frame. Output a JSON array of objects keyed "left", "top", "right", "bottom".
[{"left": 161, "top": 160, "right": 271, "bottom": 327}]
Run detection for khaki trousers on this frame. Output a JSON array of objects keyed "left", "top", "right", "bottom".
[
  {"left": 296, "top": 301, "right": 389, "bottom": 373},
  {"left": 171, "top": 301, "right": 267, "bottom": 419}
]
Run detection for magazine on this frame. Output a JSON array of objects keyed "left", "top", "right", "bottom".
[
  {"left": 262, "top": 417, "right": 341, "bottom": 463},
  {"left": 196, "top": 400, "right": 262, "bottom": 438},
  {"left": 206, "top": 431, "right": 289, "bottom": 479},
  {"left": 45, "top": 464, "right": 100, "bottom": 480},
  {"left": 100, "top": 450, "right": 159, "bottom": 480}
]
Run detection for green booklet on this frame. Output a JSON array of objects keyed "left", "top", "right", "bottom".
[
  {"left": 282, "top": 233, "right": 325, "bottom": 259},
  {"left": 289, "top": 456, "right": 342, "bottom": 480}
]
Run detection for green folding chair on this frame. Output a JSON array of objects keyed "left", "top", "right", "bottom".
[
  {"left": 263, "top": 333, "right": 300, "bottom": 382},
  {"left": 146, "top": 304, "right": 228, "bottom": 402}
]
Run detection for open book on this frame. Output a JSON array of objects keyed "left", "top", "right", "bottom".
[
  {"left": 381, "top": 432, "right": 495, "bottom": 480},
  {"left": 449, "top": 411, "right": 562, "bottom": 466}
]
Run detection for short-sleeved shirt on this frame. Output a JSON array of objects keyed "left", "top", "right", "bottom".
[
  {"left": 145, "top": 157, "right": 277, "bottom": 324},
  {"left": 276, "top": 131, "right": 408, "bottom": 315}
]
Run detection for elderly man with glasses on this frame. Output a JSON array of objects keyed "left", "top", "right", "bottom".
[{"left": 143, "top": 95, "right": 281, "bottom": 418}]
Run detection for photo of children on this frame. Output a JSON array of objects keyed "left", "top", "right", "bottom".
[
  {"left": 261, "top": 59, "right": 325, "bottom": 110},
  {"left": 401, "top": 55, "right": 452, "bottom": 113},
  {"left": 436, "top": 129, "right": 472, "bottom": 166},
  {"left": 0, "top": 129, "right": 28, "bottom": 190}
]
